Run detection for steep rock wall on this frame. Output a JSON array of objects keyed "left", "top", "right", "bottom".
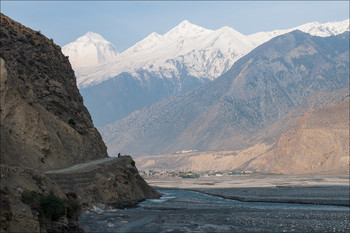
[
  {"left": 0, "top": 13, "right": 108, "bottom": 170},
  {"left": 0, "top": 13, "right": 161, "bottom": 232}
]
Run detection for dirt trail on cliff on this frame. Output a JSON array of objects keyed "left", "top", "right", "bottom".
[{"left": 44, "top": 157, "right": 116, "bottom": 174}]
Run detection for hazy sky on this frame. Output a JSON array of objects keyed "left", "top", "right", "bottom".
[{"left": 2, "top": 1, "right": 349, "bottom": 51}]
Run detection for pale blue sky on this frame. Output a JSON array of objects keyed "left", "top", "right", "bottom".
[{"left": 1, "top": 1, "right": 349, "bottom": 51}]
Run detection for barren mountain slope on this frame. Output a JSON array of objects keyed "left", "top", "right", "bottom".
[
  {"left": 247, "top": 99, "right": 349, "bottom": 174},
  {"left": 135, "top": 143, "right": 271, "bottom": 172},
  {"left": 102, "top": 31, "right": 349, "bottom": 157},
  {"left": 136, "top": 94, "right": 349, "bottom": 174}
]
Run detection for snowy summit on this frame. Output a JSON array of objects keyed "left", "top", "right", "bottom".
[
  {"left": 62, "top": 31, "right": 119, "bottom": 68},
  {"left": 65, "top": 19, "right": 349, "bottom": 88}
]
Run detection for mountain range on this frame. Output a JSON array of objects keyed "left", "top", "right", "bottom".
[
  {"left": 135, "top": 97, "right": 349, "bottom": 174},
  {"left": 100, "top": 30, "right": 349, "bottom": 161},
  {"left": 61, "top": 19, "right": 349, "bottom": 174},
  {"left": 63, "top": 19, "right": 349, "bottom": 126}
]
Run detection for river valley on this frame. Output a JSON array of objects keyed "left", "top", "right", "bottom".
[{"left": 78, "top": 175, "right": 350, "bottom": 232}]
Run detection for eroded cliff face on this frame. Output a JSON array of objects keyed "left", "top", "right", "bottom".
[
  {"left": 0, "top": 14, "right": 160, "bottom": 233},
  {"left": 0, "top": 13, "right": 108, "bottom": 170}
]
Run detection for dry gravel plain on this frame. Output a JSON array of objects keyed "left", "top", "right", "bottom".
[{"left": 145, "top": 174, "right": 350, "bottom": 206}]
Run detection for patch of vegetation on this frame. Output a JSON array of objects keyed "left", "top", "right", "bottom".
[
  {"left": 65, "top": 198, "right": 81, "bottom": 219},
  {"left": 22, "top": 191, "right": 65, "bottom": 222},
  {"left": 228, "top": 170, "right": 242, "bottom": 175},
  {"left": 21, "top": 191, "right": 81, "bottom": 225},
  {"left": 68, "top": 118, "right": 76, "bottom": 126},
  {"left": 211, "top": 171, "right": 223, "bottom": 176},
  {"left": 179, "top": 171, "right": 200, "bottom": 179},
  {"left": 40, "top": 193, "right": 66, "bottom": 221}
]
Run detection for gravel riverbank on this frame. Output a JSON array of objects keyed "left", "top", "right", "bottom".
[
  {"left": 190, "top": 185, "right": 350, "bottom": 207},
  {"left": 79, "top": 187, "right": 349, "bottom": 232},
  {"left": 80, "top": 203, "right": 350, "bottom": 232},
  {"left": 79, "top": 175, "right": 350, "bottom": 232},
  {"left": 148, "top": 174, "right": 350, "bottom": 206}
]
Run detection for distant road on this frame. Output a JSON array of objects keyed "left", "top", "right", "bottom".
[{"left": 44, "top": 157, "right": 117, "bottom": 174}]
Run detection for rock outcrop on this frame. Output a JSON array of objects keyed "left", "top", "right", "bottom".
[
  {"left": 0, "top": 13, "right": 107, "bottom": 171},
  {"left": 45, "top": 156, "right": 160, "bottom": 207}
]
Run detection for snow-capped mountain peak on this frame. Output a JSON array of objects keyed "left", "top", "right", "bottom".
[
  {"left": 71, "top": 19, "right": 349, "bottom": 88},
  {"left": 297, "top": 19, "right": 350, "bottom": 37},
  {"left": 248, "top": 19, "right": 350, "bottom": 47},
  {"left": 147, "top": 32, "right": 162, "bottom": 40},
  {"left": 164, "top": 20, "right": 213, "bottom": 39},
  {"left": 66, "top": 18, "right": 349, "bottom": 127},
  {"left": 82, "top": 31, "right": 109, "bottom": 42},
  {"left": 125, "top": 32, "right": 162, "bottom": 54},
  {"left": 172, "top": 20, "right": 205, "bottom": 31},
  {"left": 62, "top": 32, "right": 119, "bottom": 68}
]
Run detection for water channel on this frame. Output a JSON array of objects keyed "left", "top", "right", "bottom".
[{"left": 79, "top": 188, "right": 350, "bottom": 232}]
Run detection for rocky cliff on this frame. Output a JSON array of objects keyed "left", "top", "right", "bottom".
[
  {"left": 0, "top": 13, "right": 108, "bottom": 171},
  {"left": 0, "top": 14, "right": 160, "bottom": 233}
]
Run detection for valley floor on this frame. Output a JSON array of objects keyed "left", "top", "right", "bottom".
[
  {"left": 79, "top": 175, "right": 350, "bottom": 232},
  {"left": 144, "top": 174, "right": 350, "bottom": 206}
]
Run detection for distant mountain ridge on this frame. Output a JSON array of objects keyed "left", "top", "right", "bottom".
[
  {"left": 66, "top": 19, "right": 349, "bottom": 88},
  {"left": 135, "top": 97, "right": 349, "bottom": 174},
  {"left": 100, "top": 31, "right": 349, "bottom": 157},
  {"left": 63, "top": 19, "right": 349, "bottom": 126}
]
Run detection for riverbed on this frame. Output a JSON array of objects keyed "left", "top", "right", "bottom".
[{"left": 79, "top": 186, "right": 350, "bottom": 232}]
